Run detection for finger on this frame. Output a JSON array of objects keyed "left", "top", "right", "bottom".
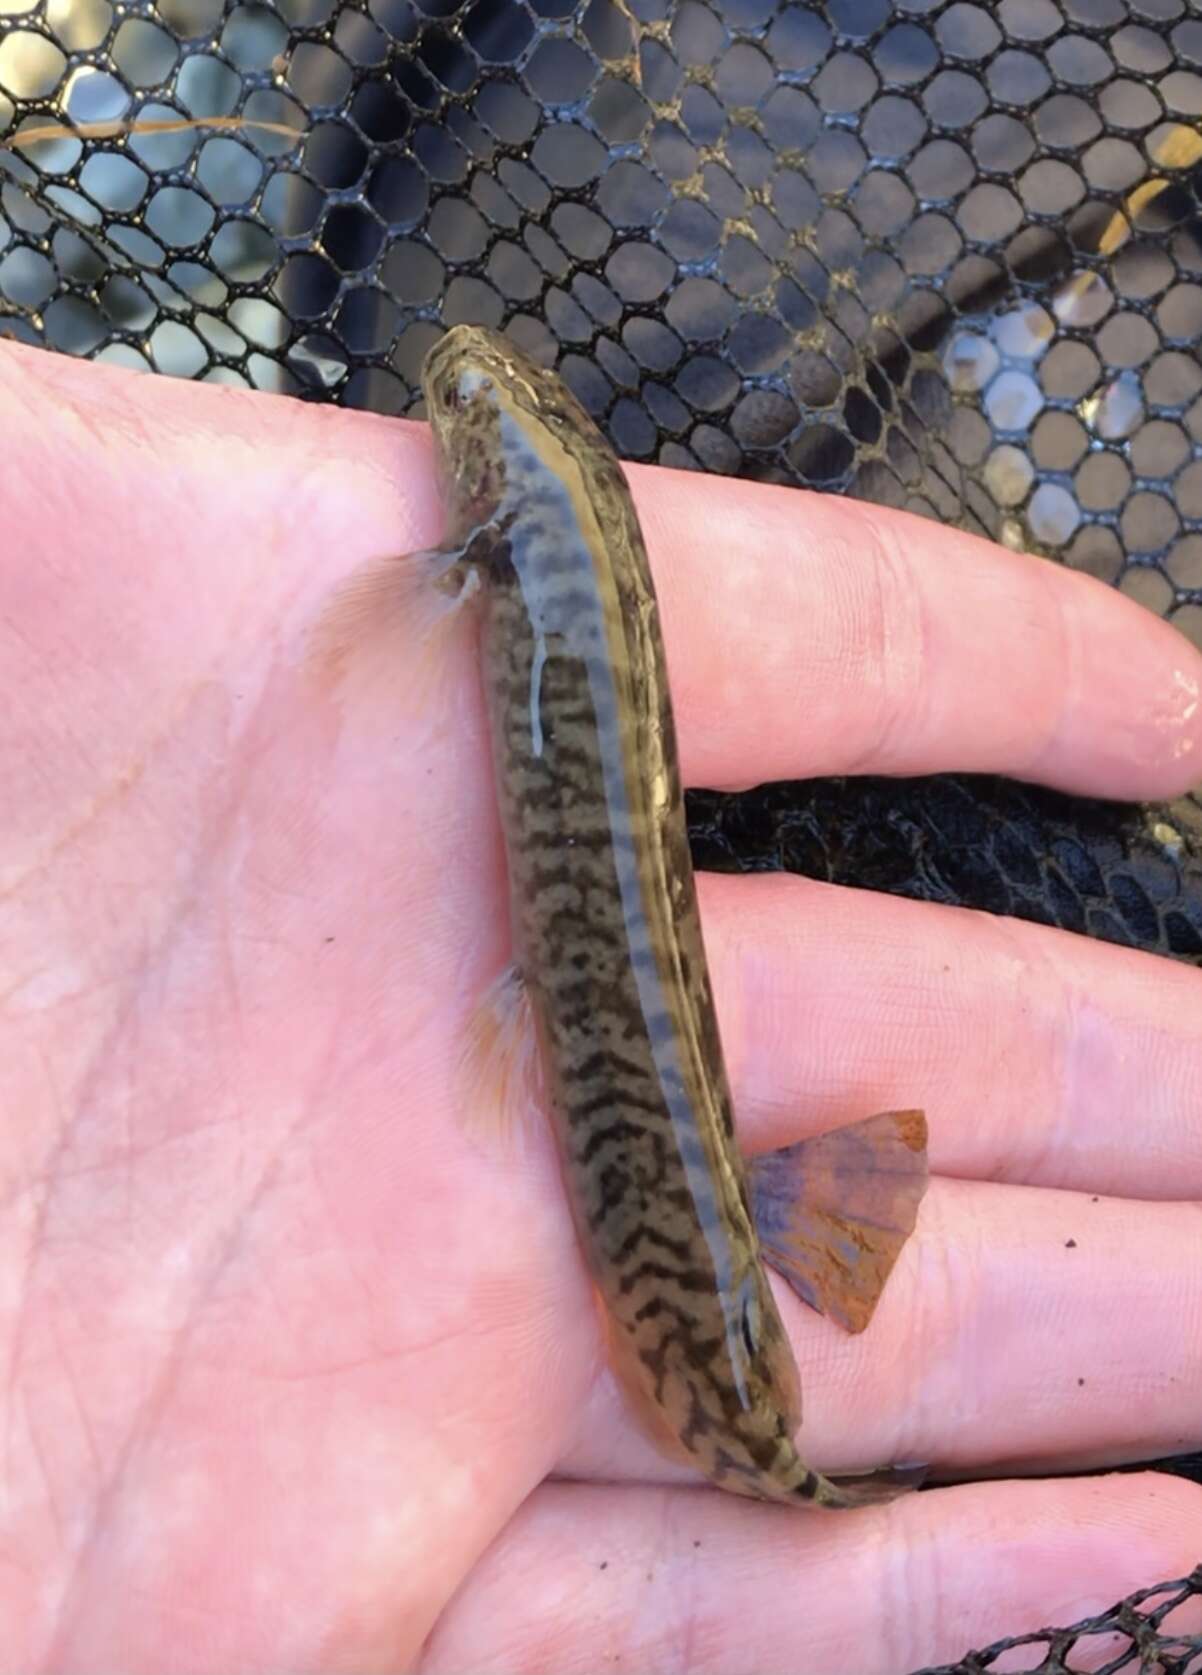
[
  {"left": 642, "top": 473, "right": 1202, "bottom": 796},
  {"left": 696, "top": 873, "right": 1202, "bottom": 1199},
  {"left": 8, "top": 345, "right": 1198, "bottom": 812},
  {"left": 419, "top": 1475, "right": 1202, "bottom": 1675},
  {"left": 559, "top": 1178, "right": 1202, "bottom": 1486}
]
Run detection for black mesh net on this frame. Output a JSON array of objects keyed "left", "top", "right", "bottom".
[
  {"left": 1, "top": 1, "right": 1200, "bottom": 1666},
  {"left": 913, "top": 1565, "right": 1202, "bottom": 1675}
]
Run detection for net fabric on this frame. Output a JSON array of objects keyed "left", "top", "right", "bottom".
[
  {"left": 1, "top": 2, "right": 1201, "bottom": 1668},
  {"left": 913, "top": 1566, "right": 1202, "bottom": 1675}
]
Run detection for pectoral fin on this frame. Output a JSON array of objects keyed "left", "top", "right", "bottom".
[
  {"left": 306, "top": 543, "right": 479, "bottom": 701},
  {"left": 751, "top": 1110, "right": 928, "bottom": 1335}
]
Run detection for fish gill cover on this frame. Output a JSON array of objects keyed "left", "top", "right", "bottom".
[{"left": 2, "top": 1, "right": 1201, "bottom": 1666}]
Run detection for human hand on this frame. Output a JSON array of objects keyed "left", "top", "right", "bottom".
[{"left": 3, "top": 342, "right": 1201, "bottom": 1674}]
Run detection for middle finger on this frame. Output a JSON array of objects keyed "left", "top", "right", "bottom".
[{"left": 700, "top": 871, "right": 1202, "bottom": 1200}]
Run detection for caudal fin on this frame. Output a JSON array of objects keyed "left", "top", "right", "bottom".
[
  {"left": 807, "top": 1460, "right": 928, "bottom": 1509},
  {"left": 750, "top": 1109, "right": 928, "bottom": 1334}
]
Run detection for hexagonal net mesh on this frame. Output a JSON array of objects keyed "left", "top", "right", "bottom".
[
  {"left": 913, "top": 1566, "right": 1202, "bottom": 1675},
  {"left": 1, "top": 2, "right": 1201, "bottom": 1666}
]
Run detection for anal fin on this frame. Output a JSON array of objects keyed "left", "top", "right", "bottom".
[
  {"left": 751, "top": 1110, "right": 928, "bottom": 1336},
  {"left": 461, "top": 965, "right": 544, "bottom": 1145}
]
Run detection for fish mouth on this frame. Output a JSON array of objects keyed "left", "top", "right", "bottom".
[{"left": 429, "top": 320, "right": 494, "bottom": 363}]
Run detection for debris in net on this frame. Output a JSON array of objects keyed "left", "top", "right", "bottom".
[{"left": 4, "top": 115, "right": 304, "bottom": 151}]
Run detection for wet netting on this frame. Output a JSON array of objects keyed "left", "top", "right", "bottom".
[{"left": 1, "top": 0, "right": 1201, "bottom": 1666}]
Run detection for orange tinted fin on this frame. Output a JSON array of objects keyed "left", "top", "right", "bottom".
[
  {"left": 750, "top": 1110, "right": 928, "bottom": 1336},
  {"left": 308, "top": 544, "right": 478, "bottom": 676},
  {"left": 461, "top": 965, "right": 544, "bottom": 1145}
]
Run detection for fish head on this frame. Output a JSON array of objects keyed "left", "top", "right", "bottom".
[{"left": 422, "top": 323, "right": 603, "bottom": 531}]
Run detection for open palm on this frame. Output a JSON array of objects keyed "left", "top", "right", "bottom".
[{"left": 3, "top": 341, "right": 1202, "bottom": 1675}]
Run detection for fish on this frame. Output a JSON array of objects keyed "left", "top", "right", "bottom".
[{"left": 330, "top": 323, "right": 929, "bottom": 1509}]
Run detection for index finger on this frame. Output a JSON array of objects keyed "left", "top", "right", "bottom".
[
  {"left": 637, "top": 468, "right": 1202, "bottom": 798},
  {"left": 11, "top": 342, "right": 1197, "bottom": 807}
]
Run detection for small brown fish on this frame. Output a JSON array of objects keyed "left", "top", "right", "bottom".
[{"left": 349, "top": 324, "right": 929, "bottom": 1508}]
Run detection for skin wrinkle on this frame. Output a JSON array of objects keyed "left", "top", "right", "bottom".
[
  {"left": 1040, "top": 949, "right": 1109, "bottom": 1189},
  {"left": 288, "top": 1092, "right": 519, "bottom": 1388},
  {"left": 3, "top": 961, "right": 160, "bottom": 1508},
  {"left": 38, "top": 1315, "right": 189, "bottom": 1670},
  {"left": 2, "top": 398, "right": 330, "bottom": 932},
  {"left": 1, "top": 653, "right": 301, "bottom": 1662},
  {"left": 40, "top": 1070, "right": 337, "bottom": 1672},
  {"left": 984, "top": 908, "right": 1077, "bottom": 1188},
  {"left": 1023, "top": 536, "right": 1083, "bottom": 786},
  {"left": 255, "top": 1348, "right": 436, "bottom": 1386},
  {"left": 904, "top": 1186, "right": 989, "bottom": 1462},
  {"left": 213, "top": 878, "right": 251, "bottom": 1126},
  {"left": 0, "top": 967, "right": 124, "bottom": 1018},
  {"left": 8, "top": 700, "right": 236, "bottom": 1221},
  {"left": 0, "top": 693, "right": 239, "bottom": 1125},
  {"left": 847, "top": 502, "right": 932, "bottom": 779},
  {"left": 11, "top": 1116, "right": 254, "bottom": 1192},
  {"left": 0, "top": 708, "right": 161, "bottom": 908},
  {"left": 17, "top": 1382, "right": 67, "bottom": 1554},
  {"left": 304, "top": 1152, "right": 398, "bottom": 1362},
  {"left": 880, "top": 1497, "right": 928, "bottom": 1675},
  {"left": 45, "top": 1312, "right": 105, "bottom": 1498}
]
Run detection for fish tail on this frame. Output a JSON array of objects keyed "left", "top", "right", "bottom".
[{"left": 790, "top": 1454, "right": 927, "bottom": 1510}]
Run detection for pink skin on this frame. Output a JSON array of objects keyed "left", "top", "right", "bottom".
[{"left": 2, "top": 340, "right": 1202, "bottom": 1675}]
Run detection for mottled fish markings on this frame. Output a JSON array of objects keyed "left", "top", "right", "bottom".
[{"left": 412, "top": 324, "right": 930, "bottom": 1509}]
